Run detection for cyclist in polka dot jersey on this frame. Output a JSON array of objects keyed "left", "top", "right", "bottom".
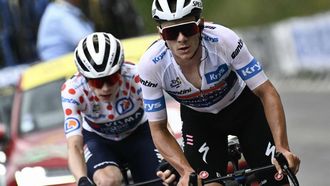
[{"left": 61, "top": 32, "right": 161, "bottom": 186}]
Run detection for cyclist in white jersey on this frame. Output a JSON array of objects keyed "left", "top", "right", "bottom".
[
  {"left": 138, "top": 0, "right": 300, "bottom": 186},
  {"left": 61, "top": 32, "right": 161, "bottom": 186}
]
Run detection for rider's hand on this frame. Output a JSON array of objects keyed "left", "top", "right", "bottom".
[
  {"left": 273, "top": 150, "right": 300, "bottom": 175},
  {"left": 156, "top": 159, "right": 179, "bottom": 185},
  {"left": 157, "top": 169, "right": 177, "bottom": 186},
  {"left": 78, "top": 176, "right": 94, "bottom": 186},
  {"left": 177, "top": 172, "right": 202, "bottom": 186}
]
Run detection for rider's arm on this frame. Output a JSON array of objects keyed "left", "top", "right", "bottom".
[
  {"left": 67, "top": 135, "right": 88, "bottom": 183},
  {"left": 253, "top": 80, "right": 300, "bottom": 174},
  {"left": 253, "top": 80, "right": 288, "bottom": 150},
  {"left": 149, "top": 119, "right": 195, "bottom": 185},
  {"left": 61, "top": 78, "right": 89, "bottom": 183}
]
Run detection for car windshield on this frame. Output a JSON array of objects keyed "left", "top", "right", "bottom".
[{"left": 19, "top": 79, "right": 65, "bottom": 135}]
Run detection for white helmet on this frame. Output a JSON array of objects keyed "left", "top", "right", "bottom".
[
  {"left": 152, "top": 0, "right": 203, "bottom": 21},
  {"left": 74, "top": 32, "right": 124, "bottom": 78}
]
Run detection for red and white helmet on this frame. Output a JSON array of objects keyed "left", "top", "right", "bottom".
[
  {"left": 152, "top": 0, "right": 203, "bottom": 21},
  {"left": 74, "top": 32, "right": 124, "bottom": 78}
]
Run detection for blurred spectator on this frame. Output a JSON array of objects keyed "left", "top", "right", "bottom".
[{"left": 37, "top": 0, "right": 94, "bottom": 61}]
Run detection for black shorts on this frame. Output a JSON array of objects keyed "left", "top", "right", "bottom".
[
  {"left": 180, "top": 87, "right": 289, "bottom": 185},
  {"left": 82, "top": 123, "right": 160, "bottom": 184}
]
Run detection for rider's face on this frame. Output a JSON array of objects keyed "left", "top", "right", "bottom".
[
  {"left": 87, "top": 73, "right": 121, "bottom": 102},
  {"left": 159, "top": 16, "right": 201, "bottom": 61}
]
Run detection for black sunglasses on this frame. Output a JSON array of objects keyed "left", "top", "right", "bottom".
[{"left": 158, "top": 19, "right": 201, "bottom": 40}]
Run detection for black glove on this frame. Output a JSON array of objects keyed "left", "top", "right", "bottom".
[
  {"left": 78, "top": 176, "right": 94, "bottom": 186},
  {"left": 157, "top": 159, "right": 180, "bottom": 185}
]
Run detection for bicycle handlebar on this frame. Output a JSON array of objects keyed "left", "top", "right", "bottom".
[
  {"left": 127, "top": 152, "right": 299, "bottom": 186},
  {"left": 275, "top": 152, "right": 300, "bottom": 186},
  {"left": 189, "top": 152, "right": 299, "bottom": 186},
  {"left": 127, "top": 177, "right": 162, "bottom": 186}
]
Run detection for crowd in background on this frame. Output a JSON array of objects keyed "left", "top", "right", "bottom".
[{"left": 0, "top": 0, "right": 143, "bottom": 68}]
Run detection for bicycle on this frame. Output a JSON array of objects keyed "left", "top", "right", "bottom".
[
  {"left": 125, "top": 153, "right": 299, "bottom": 186},
  {"left": 124, "top": 135, "right": 245, "bottom": 186},
  {"left": 189, "top": 152, "right": 299, "bottom": 186}
]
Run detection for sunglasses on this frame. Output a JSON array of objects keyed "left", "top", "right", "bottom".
[
  {"left": 86, "top": 72, "right": 120, "bottom": 89},
  {"left": 158, "top": 19, "right": 201, "bottom": 40}
]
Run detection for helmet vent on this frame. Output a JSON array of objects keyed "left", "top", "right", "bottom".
[
  {"left": 92, "top": 34, "right": 99, "bottom": 53},
  {"left": 82, "top": 38, "right": 105, "bottom": 72},
  {"left": 168, "top": 0, "right": 176, "bottom": 13},
  {"left": 103, "top": 34, "right": 111, "bottom": 67},
  {"left": 184, "top": 0, "right": 191, "bottom": 7},
  {"left": 83, "top": 40, "right": 94, "bottom": 66},
  {"left": 155, "top": 0, "right": 163, "bottom": 12},
  {"left": 75, "top": 51, "right": 89, "bottom": 72},
  {"left": 111, "top": 40, "right": 121, "bottom": 68}
]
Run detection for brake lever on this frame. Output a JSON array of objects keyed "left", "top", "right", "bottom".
[{"left": 275, "top": 152, "right": 300, "bottom": 186}]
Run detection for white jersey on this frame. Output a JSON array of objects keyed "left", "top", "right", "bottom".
[
  {"left": 62, "top": 62, "right": 147, "bottom": 141},
  {"left": 138, "top": 22, "right": 268, "bottom": 122}
]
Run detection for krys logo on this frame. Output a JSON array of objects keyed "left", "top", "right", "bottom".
[
  {"left": 144, "top": 97, "right": 165, "bottom": 112},
  {"left": 237, "top": 58, "right": 262, "bottom": 80},
  {"left": 152, "top": 51, "right": 167, "bottom": 64}
]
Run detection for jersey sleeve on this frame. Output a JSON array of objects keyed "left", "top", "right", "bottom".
[
  {"left": 61, "top": 78, "right": 84, "bottom": 138},
  {"left": 138, "top": 51, "right": 167, "bottom": 122},
  {"left": 221, "top": 27, "right": 268, "bottom": 90},
  {"left": 123, "top": 62, "right": 145, "bottom": 108}
]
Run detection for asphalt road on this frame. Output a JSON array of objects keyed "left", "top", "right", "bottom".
[{"left": 276, "top": 82, "right": 330, "bottom": 186}]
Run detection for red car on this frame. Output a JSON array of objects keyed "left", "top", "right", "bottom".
[{"left": 2, "top": 56, "right": 76, "bottom": 186}]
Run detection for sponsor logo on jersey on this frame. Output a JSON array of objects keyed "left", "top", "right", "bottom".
[
  {"left": 237, "top": 58, "right": 262, "bottom": 80},
  {"left": 152, "top": 50, "right": 167, "bottom": 64},
  {"left": 144, "top": 97, "right": 166, "bottom": 112},
  {"left": 231, "top": 39, "right": 244, "bottom": 59},
  {"left": 64, "top": 117, "right": 80, "bottom": 134},
  {"left": 116, "top": 97, "right": 134, "bottom": 115},
  {"left": 73, "top": 80, "right": 85, "bottom": 89},
  {"left": 62, "top": 96, "right": 79, "bottom": 105},
  {"left": 199, "top": 142, "right": 210, "bottom": 164},
  {"left": 167, "top": 88, "right": 192, "bottom": 95},
  {"left": 265, "top": 141, "right": 276, "bottom": 160},
  {"left": 203, "top": 35, "right": 219, "bottom": 42},
  {"left": 274, "top": 172, "right": 284, "bottom": 181},
  {"left": 170, "top": 77, "right": 181, "bottom": 88},
  {"left": 140, "top": 78, "right": 158, "bottom": 87},
  {"left": 86, "top": 108, "right": 144, "bottom": 135},
  {"left": 205, "top": 64, "right": 229, "bottom": 84},
  {"left": 168, "top": 71, "right": 237, "bottom": 108},
  {"left": 199, "top": 171, "right": 209, "bottom": 179},
  {"left": 137, "top": 87, "right": 142, "bottom": 95}
]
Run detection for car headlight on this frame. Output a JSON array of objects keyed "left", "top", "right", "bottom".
[
  {"left": 0, "top": 151, "right": 6, "bottom": 163},
  {"left": 15, "top": 166, "right": 75, "bottom": 186}
]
